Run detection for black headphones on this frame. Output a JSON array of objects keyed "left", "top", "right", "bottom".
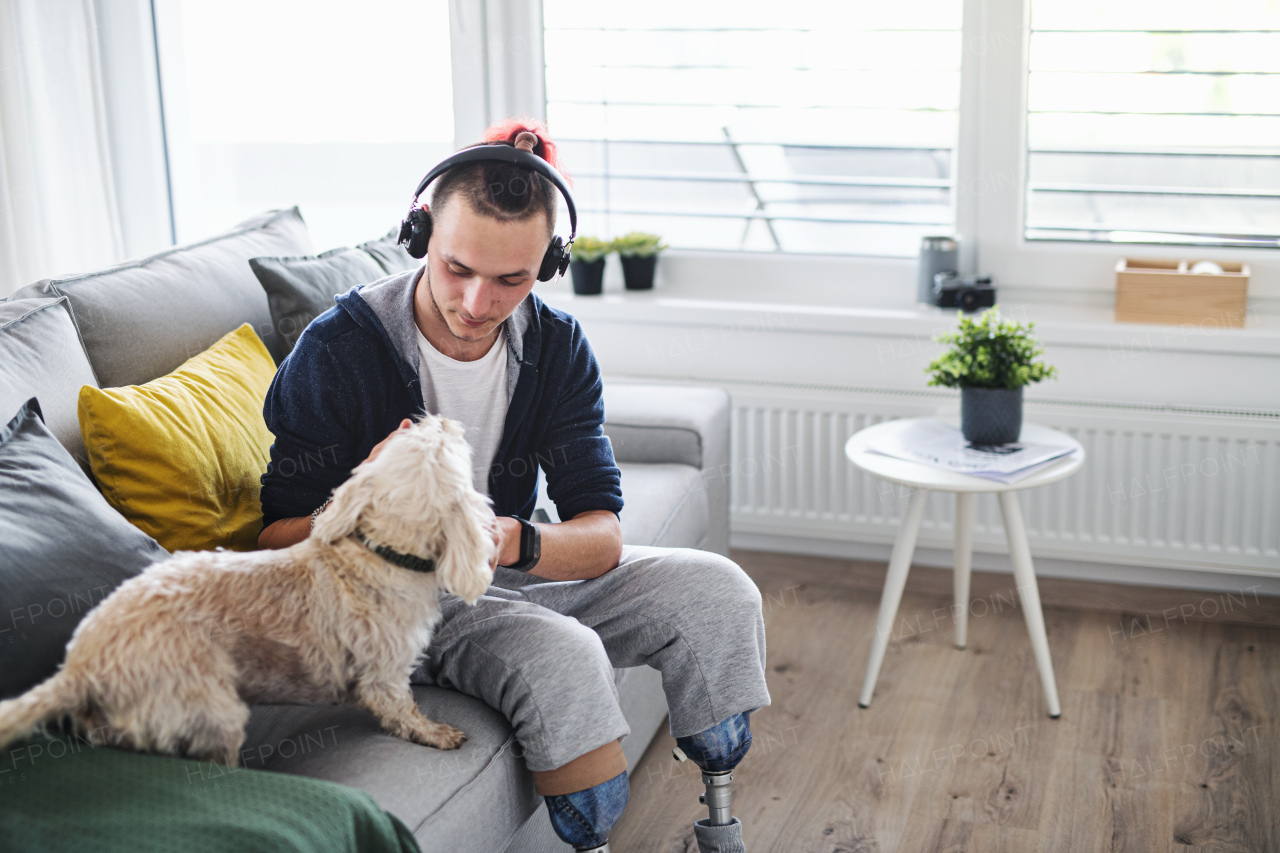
[{"left": 397, "top": 143, "right": 577, "bottom": 282}]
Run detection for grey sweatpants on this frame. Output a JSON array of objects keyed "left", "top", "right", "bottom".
[{"left": 410, "top": 545, "right": 771, "bottom": 772}]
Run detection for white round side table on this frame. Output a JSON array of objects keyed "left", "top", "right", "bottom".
[{"left": 845, "top": 418, "right": 1085, "bottom": 718}]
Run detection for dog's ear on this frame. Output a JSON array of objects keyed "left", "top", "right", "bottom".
[
  {"left": 436, "top": 416, "right": 466, "bottom": 440},
  {"left": 311, "top": 470, "right": 376, "bottom": 545},
  {"left": 435, "top": 492, "right": 495, "bottom": 604}
]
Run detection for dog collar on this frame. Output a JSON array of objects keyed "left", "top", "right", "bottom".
[{"left": 351, "top": 531, "right": 436, "bottom": 574}]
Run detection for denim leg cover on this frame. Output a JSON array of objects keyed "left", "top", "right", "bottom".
[
  {"left": 544, "top": 770, "right": 630, "bottom": 850},
  {"left": 674, "top": 710, "right": 753, "bottom": 773}
]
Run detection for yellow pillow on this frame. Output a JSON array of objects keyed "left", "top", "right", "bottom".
[{"left": 78, "top": 323, "right": 276, "bottom": 552}]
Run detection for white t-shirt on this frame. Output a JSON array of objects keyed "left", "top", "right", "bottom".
[{"left": 415, "top": 326, "right": 510, "bottom": 495}]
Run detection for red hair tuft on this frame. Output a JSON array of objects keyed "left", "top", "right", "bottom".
[{"left": 482, "top": 117, "right": 569, "bottom": 181}]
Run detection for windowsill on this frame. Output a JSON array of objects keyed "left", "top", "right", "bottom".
[
  {"left": 542, "top": 288, "right": 1280, "bottom": 359},
  {"left": 538, "top": 251, "right": 1280, "bottom": 359}
]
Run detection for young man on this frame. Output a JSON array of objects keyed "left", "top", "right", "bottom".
[{"left": 258, "top": 122, "right": 769, "bottom": 853}]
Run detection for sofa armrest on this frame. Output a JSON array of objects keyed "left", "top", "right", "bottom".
[{"left": 602, "top": 383, "right": 731, "bottom": 556}]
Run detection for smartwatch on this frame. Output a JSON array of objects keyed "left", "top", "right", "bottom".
[{"left": 505, "top": 516, "right": 541, "bottom": 571}]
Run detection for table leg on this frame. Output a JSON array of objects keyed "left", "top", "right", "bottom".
[
  {"left": 953, "top": 492, "right": 974, "bottom": 650},
  {"left": 997, "top": 490, "right": 1062, "bottom": 719},
  {"left": 859, "top": 487, "right": 929, "bottom": 709}
]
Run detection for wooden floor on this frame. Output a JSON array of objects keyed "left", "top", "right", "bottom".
[{"left": 611, "top": 550, "right": 1280, "bottom": 853}]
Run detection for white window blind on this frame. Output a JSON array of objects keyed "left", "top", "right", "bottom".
[
  {"left": 1026, "top": 1, "right": 1280, "bottom": 249},
  {"left": 542, "top": 1, "right": 963, "bottom": 257}
]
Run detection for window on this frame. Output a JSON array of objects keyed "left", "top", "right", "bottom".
[
  {"left": 144, "top": 0, "right": 1280, "bottom": 296},
  {"left": 1025, "top": 1, "right": 1280, "bottom": 249},
  {"left": 542, "top": 0, "right": 963, "bottom": 257},
  {"left": 157, "top": 0, "right": 454, "bottom": 249}
]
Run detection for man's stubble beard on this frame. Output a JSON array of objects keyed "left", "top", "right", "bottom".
[{"left": 425, "top": 262, "right": 496, "bottom": 347}]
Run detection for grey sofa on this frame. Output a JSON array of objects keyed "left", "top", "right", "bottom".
[{"left": 0, "top": 208, "right": 731, "bottom": 852}]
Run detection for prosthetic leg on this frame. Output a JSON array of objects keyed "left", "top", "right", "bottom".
[{"left": 672, "top": 710, "right": 753, "bottom": 853}]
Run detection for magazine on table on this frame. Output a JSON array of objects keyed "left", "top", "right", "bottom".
[{"left": 865, "top": 419, "right": 1075, "bottom": 484}]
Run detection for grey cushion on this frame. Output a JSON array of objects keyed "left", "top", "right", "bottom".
[
  {"left": 605, "top": 422, "right": 703, "bottom": 469},
  {"left": 357, "top": 228, "right": 423, "bottom": 276},
  {"left": 242, "top": 687, "right": 539, "bottom": 852},
  {"left": 243, "top": 668, "right": 668, "bottom": 853},
  {"left": 616, "top": 462, "right": 711, "bottom": 551},
  {"left": 500, "top": 804, "right": 570, "bottom": 853},
  {"left": 0, "top": 398, "right": 169, "bottom": 699},
  {"left": 10, "top": 208, "right": 313, "bottom": 385},
  {"left": 603, "top": 385, "right": 732, "bottom": 468},
  {"left": 603, "top": 384, "right": 732, "bottom": 556},
  {"left": 0, "top": 298, "right": 99, "bottom": 473},
  {"left": 536, "top": 462, "right": 710, "bottom": 551},
  {"left": 249, "top": 248, "right": 385, "bottom": 358}
]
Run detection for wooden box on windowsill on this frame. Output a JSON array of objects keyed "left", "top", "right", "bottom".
[{"left": 1115, "top": 258, "right": 1249, "bottom": 327}]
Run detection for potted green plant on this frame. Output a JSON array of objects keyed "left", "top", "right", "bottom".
[
  {"left": 925, "top": 307, "right": 1057, "bottom": 446},
  {"left": 612, "top": 231, "right": 667, "bottom": 290},
  {"left": 568, "top": 236, "right": 611, "bottom": 295}
]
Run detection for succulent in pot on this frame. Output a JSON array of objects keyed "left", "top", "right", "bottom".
[
  {"left": 925, "top": 307, "right": 1057, "bottom": 446},
  {"left": 568, "top": 236, "right": 611, "bottom": 295},
  {"left": 612, "top": 231, "right": 667, "bottom": 290}
]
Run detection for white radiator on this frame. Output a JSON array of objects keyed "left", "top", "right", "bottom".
[{"left": 705, "top": 382, "right": 1280, "bottom": 576}]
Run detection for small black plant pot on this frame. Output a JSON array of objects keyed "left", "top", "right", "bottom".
[
  {"left": 570, "top": 257, "right": 606, "bottom": 295},
  {"left": 621, "top": 255, "right": 657, "bottom": 290},
  {"left": 961, "top": 386, "right": 1023, "bottom": 446}
]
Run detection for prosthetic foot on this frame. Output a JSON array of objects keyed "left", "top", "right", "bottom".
[
  {"left": 543, "top": 769, "right": 628, "bottom": 853},
  {"left": 672, "top": 711, "right": 753, "bottom": 853}
]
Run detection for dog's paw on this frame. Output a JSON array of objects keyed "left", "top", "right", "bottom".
[{"left": 415, "top": 723, "right": 466, "bottom": 750}]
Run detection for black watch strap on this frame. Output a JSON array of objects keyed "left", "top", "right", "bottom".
[{"left": 506, "top": 516, "right": 541, "bottom": 571}]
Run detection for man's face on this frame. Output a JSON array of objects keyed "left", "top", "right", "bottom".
[{"left": 419, "top": 195, "right": 550, "bottom": 353}]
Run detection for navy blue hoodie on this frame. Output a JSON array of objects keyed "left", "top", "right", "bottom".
[{"left": 258, "top": 265, "right": 623, "bottom": 528}]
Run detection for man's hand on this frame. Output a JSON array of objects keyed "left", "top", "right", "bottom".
[
  {"left": 492, "top": 516, "right": 523, "bottom": 569},
  {"left": 491, "top": 510, "right": 621, "bottom": 581},
  {"left": 259, "top": 419, "right": 414, "bottom": 551},
  {"left": 365, "top": 419, "right": 413, "bottom": 465}
]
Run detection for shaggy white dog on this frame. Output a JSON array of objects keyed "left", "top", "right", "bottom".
[{"left": 0, "top": 414, "right": 495, "bottom": 765}]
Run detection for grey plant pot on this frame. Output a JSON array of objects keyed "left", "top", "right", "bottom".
[{"left": 961, "top": 386, "right": 1023, "bottom": 446}]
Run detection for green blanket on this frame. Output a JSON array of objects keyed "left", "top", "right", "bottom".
[{"left": 0, "top": 735, "right": 421, "bottom": 853}]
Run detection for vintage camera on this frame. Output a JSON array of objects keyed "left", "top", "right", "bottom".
[{"left": 933, "top": 271, "right": 996, "bottom": 312}]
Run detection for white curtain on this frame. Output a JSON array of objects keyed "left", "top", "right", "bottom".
[{"left": 0, "top": 0, "right": 125, "bottom": 297}]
